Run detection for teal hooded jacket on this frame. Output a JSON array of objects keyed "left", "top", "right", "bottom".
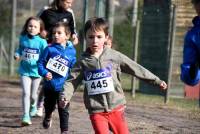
[{"left": 15, "top": 34, "right": 48, "bottom": 77}]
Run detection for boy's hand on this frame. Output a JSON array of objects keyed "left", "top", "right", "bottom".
[
  {"left": 45, "top": 72, "right": 52, "bottom": 81},
  {"left": 59, "top": 98, "right": 69, "bottom": 108},
  {"left": 160, "top": 81, "right": 167, "bottom": 90},
  {"left": 40, "top": 30, "right": 48, "bottom": 39},
  {"left": 71, "top": 34, "right": 79, "bottom": 45}
]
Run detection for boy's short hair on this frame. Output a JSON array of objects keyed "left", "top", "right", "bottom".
[
  {"left": 192, "top": 0, "right": 200, "bottom": 4},
  {"left": 84, "top": 17, "right": 109, "bottom": 37},
  {"left": 52, "top": 21, "right": 71, "bottom": 36}
]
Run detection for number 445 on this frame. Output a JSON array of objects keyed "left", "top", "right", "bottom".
[{"left": 90, "top": 80, "right": 108, "bottom": 90}]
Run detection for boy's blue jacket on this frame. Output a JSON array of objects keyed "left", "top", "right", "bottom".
[
  {"left": 15, "top": 35, "right": 48, "bottom": 77},
  {"left": 181, "top": 16, "right": 200, "bottom": 86},
  {"left": 38, "top": 41, "right": 76, "bottom": 91}
]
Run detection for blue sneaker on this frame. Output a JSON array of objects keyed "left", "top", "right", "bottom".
[
  {"left": 30, "top": 105, "right": 37, "bottom": 117},
  {"left": 21, "top": 114, "right": 32, "bottom": 126}
]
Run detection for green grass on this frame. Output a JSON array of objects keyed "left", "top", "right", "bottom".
[
  {"left": 121, "top": 74, "right": 199, "bottom": 112},
  {"left": 125, "top": 92, "right": 200, "bottom": 119}
]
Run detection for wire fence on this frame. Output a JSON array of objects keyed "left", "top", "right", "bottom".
[{"left": 0, "top": 0, "right": 198, "bottom": 99}]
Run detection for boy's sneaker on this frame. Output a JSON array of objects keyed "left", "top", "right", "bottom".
[
  {"left": 36, "top": 107, "right": 43, "bottom": 117},
  {"left": 30, "top": 105, "right": 37, "bottom": 117},
  {"left": 61, "top": 130, "right": 68, "bottom": 134},
  {"left": 21, "top": 114, "right": 32, "bottom": 126},
  {"left": 43, "top": 117, "right": 52, "bottom": 129}
]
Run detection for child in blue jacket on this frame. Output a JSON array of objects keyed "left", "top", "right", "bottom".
[
  {"left": 181, "top": 0, "right": 200, "bottom": 85},
  {"left": 37, "top": 22, "right": 76, "bottom": 133},
  {"left": 14, "top": 16, "right": 48, "bottom": 126}
]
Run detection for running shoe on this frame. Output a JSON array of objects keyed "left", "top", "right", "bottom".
[
  {"left": 30, "top": 105, "right": 37, "bottom": 117},
  {"left": 21, "top": 114, "right": 32, "bottom": 126},
  {"left": 36, "top": 107, "right": 43, "bottom": 117},
  {"left": 43, "top": 116, "right": 52, "bottom": 129},
  {"left": 61, "top": 130, "right": 68, "bottom": 134}
]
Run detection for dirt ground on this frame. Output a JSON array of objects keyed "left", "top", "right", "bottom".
[{"left": 0, "top": 79, "right": 200, "bottom": 134}]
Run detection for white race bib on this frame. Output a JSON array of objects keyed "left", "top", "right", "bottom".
[
  {"left": 46, "top": 58, "right": 69, "bottom": 77},
  {"left": 84, "top": 69, "right": 114, "bottom": 95},
  {"left": 22, "top": 48, "right": 39, "bottom": 60}
]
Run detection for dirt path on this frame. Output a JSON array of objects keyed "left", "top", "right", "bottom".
[{"left": 0, "top": 79, "right": 200, "bottom": 134}]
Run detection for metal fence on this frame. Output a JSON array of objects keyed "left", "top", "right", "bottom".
[{"left": 0, "top": 0, "right": 197, "bottom": 99}]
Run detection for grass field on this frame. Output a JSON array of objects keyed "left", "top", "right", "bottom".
[{"left": 121, "top": 73, "right": 200, "bottom": 118}]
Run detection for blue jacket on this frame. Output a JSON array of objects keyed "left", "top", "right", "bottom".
[
  {"left": 181, "top": 16, "right": 200, "bottom": 86},
  {"left": 15, "top": 35, "right": 48, "bottom": 77},
  {"left": 38, "top": 41, "right": 76, "bottom": 91}
]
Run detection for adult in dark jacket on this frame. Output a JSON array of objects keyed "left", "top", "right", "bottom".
[{"left": 40, "top": 0, "right": 78, "bottom": 45}]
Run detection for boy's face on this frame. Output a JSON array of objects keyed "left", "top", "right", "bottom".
[
  {"left": 59, "top": 0, "right": 73, "bottom": 10},
  {"left": 105, "top": 39, "right": 112, "bottom": 48},
  {"left": 86, "top": 29, "right": 108, "bottom": 54},
  {"left": 27, "top": 19, "right": 40, "bottom": 36},
  {"left": 52, "top": 26, "right": 70, "bottom": 44}
]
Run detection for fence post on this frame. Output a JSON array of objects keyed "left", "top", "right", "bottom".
[
  {"left": 165, "top": 4, "right": 177, "bottom": 103},
  {"left": 9, "top": 0, "right": 17, "bottom": 76},
  {"left": 82, "top": 0, "right": 89, "bottom": 52},
  {"left": 106, "top": 0, "right": 115, "bottom": 36},
  {"left": 131, "top": 20, "right": 140, "bottom": 98},
  {"left": 95, "top": 0, "right": 106, "bottom": 17},
  {"left": 0, "top": 37, "right": 2, "bottom": 73}
]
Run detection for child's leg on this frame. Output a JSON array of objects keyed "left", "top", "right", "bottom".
[
  {"left": 36, "top": 86, "right": 44, "bottom": 117},
  {"left": 30, "top": 77, "right": 41, "bottom": 116},
  {"left": 58, "top": 102, "right": 70, "bottom": 132},
  {"left": 31, "top": 77, "right": 41, "bottom": 106},
  {"left": 89, "top": 113, "right": 110, "bottom": 134},
  {"left": 43, "top": 87, "right": 57, "bottom": 118},
  {"left": 37, "top": 79, "right": 45, "bottom": 107},
  {"left": 37, "top": 86, "right": 44, "bottom": 107},
  {"left": 42, "top": 88, "right": 57, "bottom": 129},
  {"left": 108, "top": 106, "right": 129, "bottom": 134},
  {"left": 20, "top": 76, "right": 32, "bottom": 116}
]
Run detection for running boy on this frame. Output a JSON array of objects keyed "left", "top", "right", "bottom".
[
  {"left": 37, "top": 0, "right": 78, "bottom": 116},
  {"left": 14, "top": 16, "right": 47, "bottom": 126},
  {"left": 59, "top": 17, "right": 167, "bottom": 133},
  {"left": 37, "top": 22, "right": 76, "bottom": 133}
]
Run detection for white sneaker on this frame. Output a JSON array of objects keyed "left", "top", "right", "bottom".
[{"left": 36, "top": 107, "right": 43, "bottom": 117}]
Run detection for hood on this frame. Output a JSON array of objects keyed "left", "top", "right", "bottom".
[{"left": 192, "top": 16, "right": 200, "bottom": 27}]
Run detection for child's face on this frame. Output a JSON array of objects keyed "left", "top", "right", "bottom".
[
  {"left": 105, "top": 39, "right": 112, "bottom": 48},
  {"left": 27, "top": 19, "right": 40, "bottom": 36},
  {"left": 86, "top": 29, "right": 108, "bottom": 54},
  {"left": 52, "top": 26, "right": 70, "bottom": 44},
  {"left": 59, "top": 0, "right": 73, "bottom": 10}
]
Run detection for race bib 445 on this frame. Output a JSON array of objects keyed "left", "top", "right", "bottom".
[{"left": 84, "top": 68, "right": 114, "bottom": 95}]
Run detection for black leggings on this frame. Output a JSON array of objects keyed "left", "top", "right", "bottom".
[{"left": 44, "top": 87, "right": 69, "bottom": 131}]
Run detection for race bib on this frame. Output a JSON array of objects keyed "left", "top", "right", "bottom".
[
  {"left": 84, "top": 69, "right": 114, "bottom": 95},
  {"left": 46, "top": 55, "right": 69, "bottom": 77},
  {"left": 22, "top": 48, "right": 39, "bottom": 61}
]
